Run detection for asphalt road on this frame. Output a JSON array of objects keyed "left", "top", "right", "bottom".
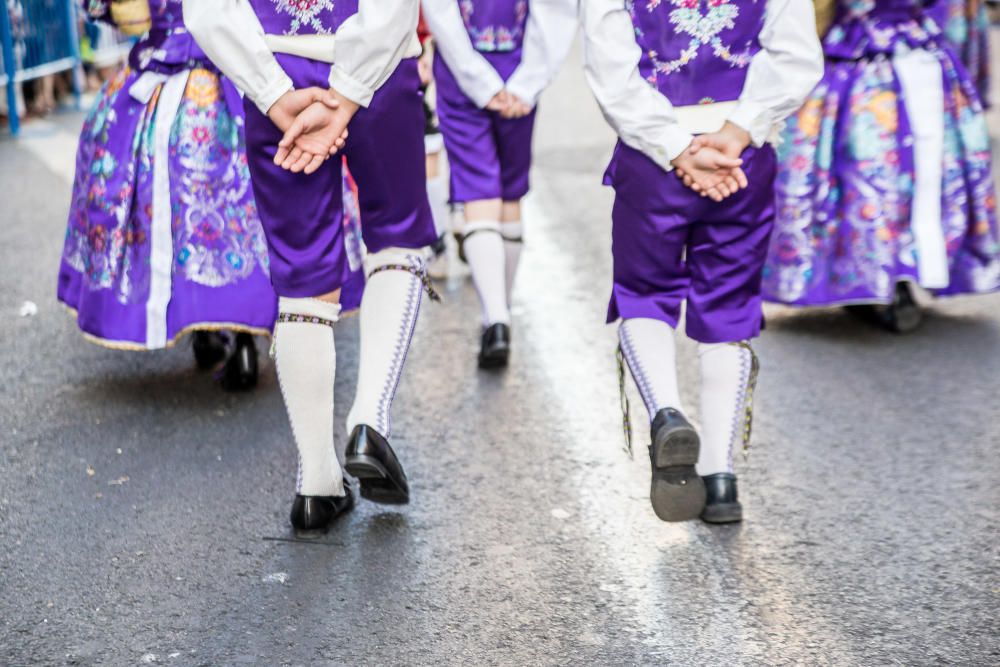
[{"left": 1, "top": 43, "right": 999, "bottom": 666}]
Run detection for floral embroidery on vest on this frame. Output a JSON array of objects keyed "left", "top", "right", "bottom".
[
  {"left": 271, "top": 0, "right": 337, "bottom": 35},
  {"left": 631, "top": 0, "right": 755, "bottom": 81},
  {"left": 460, "top": 0, "right": 528, "bottom": 52}
]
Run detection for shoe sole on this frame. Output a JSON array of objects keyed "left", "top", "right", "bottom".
[
  {"left": 701, "top": 502, "right": 743, "bottom": 524},
  {"left": 344, "top": 455, "right": 410, "bottom": 505},
  {"left": 649, "top": 423, "right": 705, "bottom": 522}
]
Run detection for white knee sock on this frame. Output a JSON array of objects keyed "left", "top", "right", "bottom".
[
  {"left": 275, "top": 297, "right": 344, "bottom": 497},
  {"left": 618, "top": 318, "right": 684, "bottom": 421},
  {"left": 502, "top": 220, "right": 523, "bottom": 305},
  {"left": 426, "top": 173, "right": 451, "bottom": 239},
  {"left": 347, "top": 247, "right": 426, "bottom": 437},
  {"left": 462, "top": 221, "right": 510, "bottom": 326},
  {"left": 698, "top": 342, "right": 757, "bottom": 476}
]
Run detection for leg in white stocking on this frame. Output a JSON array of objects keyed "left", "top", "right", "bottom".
[
  {"left": 274, "top": 297, "right": 344, "bottom": 498},
  {"left": 697, "top": 342, "right": 758, "bottom": 476},
  {"left": 618, "top": 318, "right": 684, "bottom": 421},
  {"left": 501, "top": 220, "right": 523, "bottom": 306},
  {"left": 461, "top": 221, "right": 510, "bottom": 327},
  {"left": 347, "top": 248, "right": 428, "bottom": 437}
]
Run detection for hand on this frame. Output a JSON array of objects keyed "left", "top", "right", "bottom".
[
  {"left": 499, "top": 93, "right": 532, "bottom": 119},
  {"left": 677, "top": 122, "right": 752, "bottom": 198},
  {"left": 267, "top": 87, "right": 339, "bottom": 133},
  {"left": 275, "top": 89, "right": 360, "bottom": 175},
  {"left": 671, "top": 145, "right": 745, "bottom": 203},
  {"left": 485, "top": 90, "right": 511, "bottom": 113}
]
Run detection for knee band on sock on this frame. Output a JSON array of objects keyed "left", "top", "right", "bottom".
[
  {"left": 347, "top": 248, "right": 428, "bottom": 437},
  {"left": 697, "top": 341, "right": 759, "bottom": 476},
  {"left": 275, "top": 296, "right": 344, "bottom": 497}
]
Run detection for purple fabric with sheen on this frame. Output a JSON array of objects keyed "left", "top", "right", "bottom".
[
  {"left": 434, "top": 52, "right": 535, "bottom": 203},
  {"left": 604, "top": 143, "right": 777, "bottom": 344},
  {"left": 244, "top": 56, "right": 435, "bottom": 298},
  {"left": 627, "top": 0, "right": 766, "bottom": 106}
]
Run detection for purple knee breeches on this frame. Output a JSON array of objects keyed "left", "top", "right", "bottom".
[
  {"left": 244, "top": 56, "right": 436, "bottom": 298},
  {"left": 433, "top": 52, "right": 535, "bottom": 204},
  {"left": 605, "top": 142, "right": 778, "bottom": 344}
]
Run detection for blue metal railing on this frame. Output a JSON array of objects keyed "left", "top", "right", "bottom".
[{"left": 1, "top": 0, "right": 85, "bottom": 136}]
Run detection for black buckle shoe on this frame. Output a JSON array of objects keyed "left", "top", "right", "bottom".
[
  {"left": 700, "top": 473, "right": 742, "bottom": 524},
  {"left": 648, "top": 408, "right": 705, "bottom": 522},
  {"left": 192, "top": 331, "right": 228, "bottom": 369},
  {"left": 290, "top": 488, "right": 356, "bottom": 533},
  {"left": 344, "top": 425, "right": 410, "bottom": 504},
  {"left": 478, "top": 323, "right": 510, "bottom": 369},
  {"left": 221, "top": 332, "right": 258, "bottom": 392}
]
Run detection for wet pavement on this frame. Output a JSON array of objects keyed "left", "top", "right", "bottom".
[{"left": 2, "top": 43, "right": 1000, "bottom": 666}]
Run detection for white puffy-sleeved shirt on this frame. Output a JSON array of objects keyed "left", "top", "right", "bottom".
[
  {"left": 421, "top": 0, "right": 578, "bottom": 109},
  {"left": 580, "top": 0, "right": 824, "bottom": 173},
  {"left": 182, "top": 0, "right": 422, "bottom": 115}
]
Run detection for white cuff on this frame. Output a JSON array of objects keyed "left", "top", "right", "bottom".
[
  {"left": 256, "top": 74, "right": 295, "bottom": 116},
  {"left": 329, "top": 65, "right": 375, "bottom": 108},
  {"left": 728, "top": 101, "right": 771, "bottom": 147},
  {"left": 504, "top": 79, "right": 540, "bottom": 109}
]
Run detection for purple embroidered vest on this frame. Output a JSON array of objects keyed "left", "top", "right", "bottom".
[
  {"left": 250, "top": 0, "right": 359, "bottom": 36},
  {"left": 460, "top": 0, "right": 529, "bottom": 53},
  {"left": 628, "top": 0, "right": 766, "bottom": 106}
]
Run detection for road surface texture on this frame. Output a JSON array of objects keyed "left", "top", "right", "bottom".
[{"left": 1, "top": 40, "right": 999, "bottom": 666}]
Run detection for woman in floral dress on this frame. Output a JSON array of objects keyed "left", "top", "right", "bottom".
[
  {"left": 59, "top": 0, "right": 366, "bottom": 388},
  {"left": 763, "top": 0, "right": 999, "bottom": 331}
]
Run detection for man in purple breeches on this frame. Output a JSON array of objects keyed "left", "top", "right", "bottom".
[
  {"left": 581, "top": 0, "right": 823, "bottom": 523},
  {"left": 184, "top": 0, "right": 437, "bottom": 532},
  {"left": 422, "top": 0, "right": 577, "bottom": 368}
]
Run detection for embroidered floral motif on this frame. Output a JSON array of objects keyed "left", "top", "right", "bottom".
[
  {"left": 270, "top": 0, "right": 338, "bottom": 35},
  {"left": 461, "top": 0, "right": 528, "bottom": 52},
  {"left": 632, "top": 0, "right": 755, "bottom": 81}
]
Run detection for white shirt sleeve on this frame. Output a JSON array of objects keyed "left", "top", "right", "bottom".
[
  {"left": 727, "top": 0, "right": 825, "bottom": 146},
  {"left": 421, "top": 0, "right": 505, "bottom": 108},
  {"left": 182, "top": 0, "right": 293, "bottom": 116},
  {"left": 504, "top": 0, "right": 578, "bottom": 108},
  {"left": 580, "top": 0, "right": 692, "bottom": 172},
  {"left": 328, "top": 0, "right": 422, "bottom": 107}
]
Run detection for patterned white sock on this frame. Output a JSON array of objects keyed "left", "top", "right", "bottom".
[
  {"left": 697, "top": 342, "right": 756, "bottom": 476},
  {"left": 502, "top": 220, "right": 523, "bottom": 306},
  {"left": 347, "top": 247, "right": 426, "bottom": 436},
  {"left": 462, "top": 221, "right": 510, "bottom": 326},
  {"left": 618, "top": 318, "right": 684, "bottom": 421},
  {"left": 275, "top": 297, "right": 344, "bottom": 497}
]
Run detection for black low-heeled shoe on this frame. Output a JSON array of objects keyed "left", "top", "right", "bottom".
[
  {"left": 648, "top": 408, "right": 706, "bottom": 522},
  {"left": 844, "top": 282, "right": 921, "bottom": 334},
  {"left": 221, "top": 332, "right": 258, "bottom": 392},
  {"left": 344, "top": 424, "right": 410, "bottom": 505},
  {"left": 290, "top": 490, "right": 356, "bottom": 533},
  {"left": 700, "top": 473, "right": 743, "bottom": 524},
  {"left": 478, "top": 323, "right": 510, "bottom": 369},
  {"left": 192, "top": 331, "right": 228, "bottom": 369}
]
